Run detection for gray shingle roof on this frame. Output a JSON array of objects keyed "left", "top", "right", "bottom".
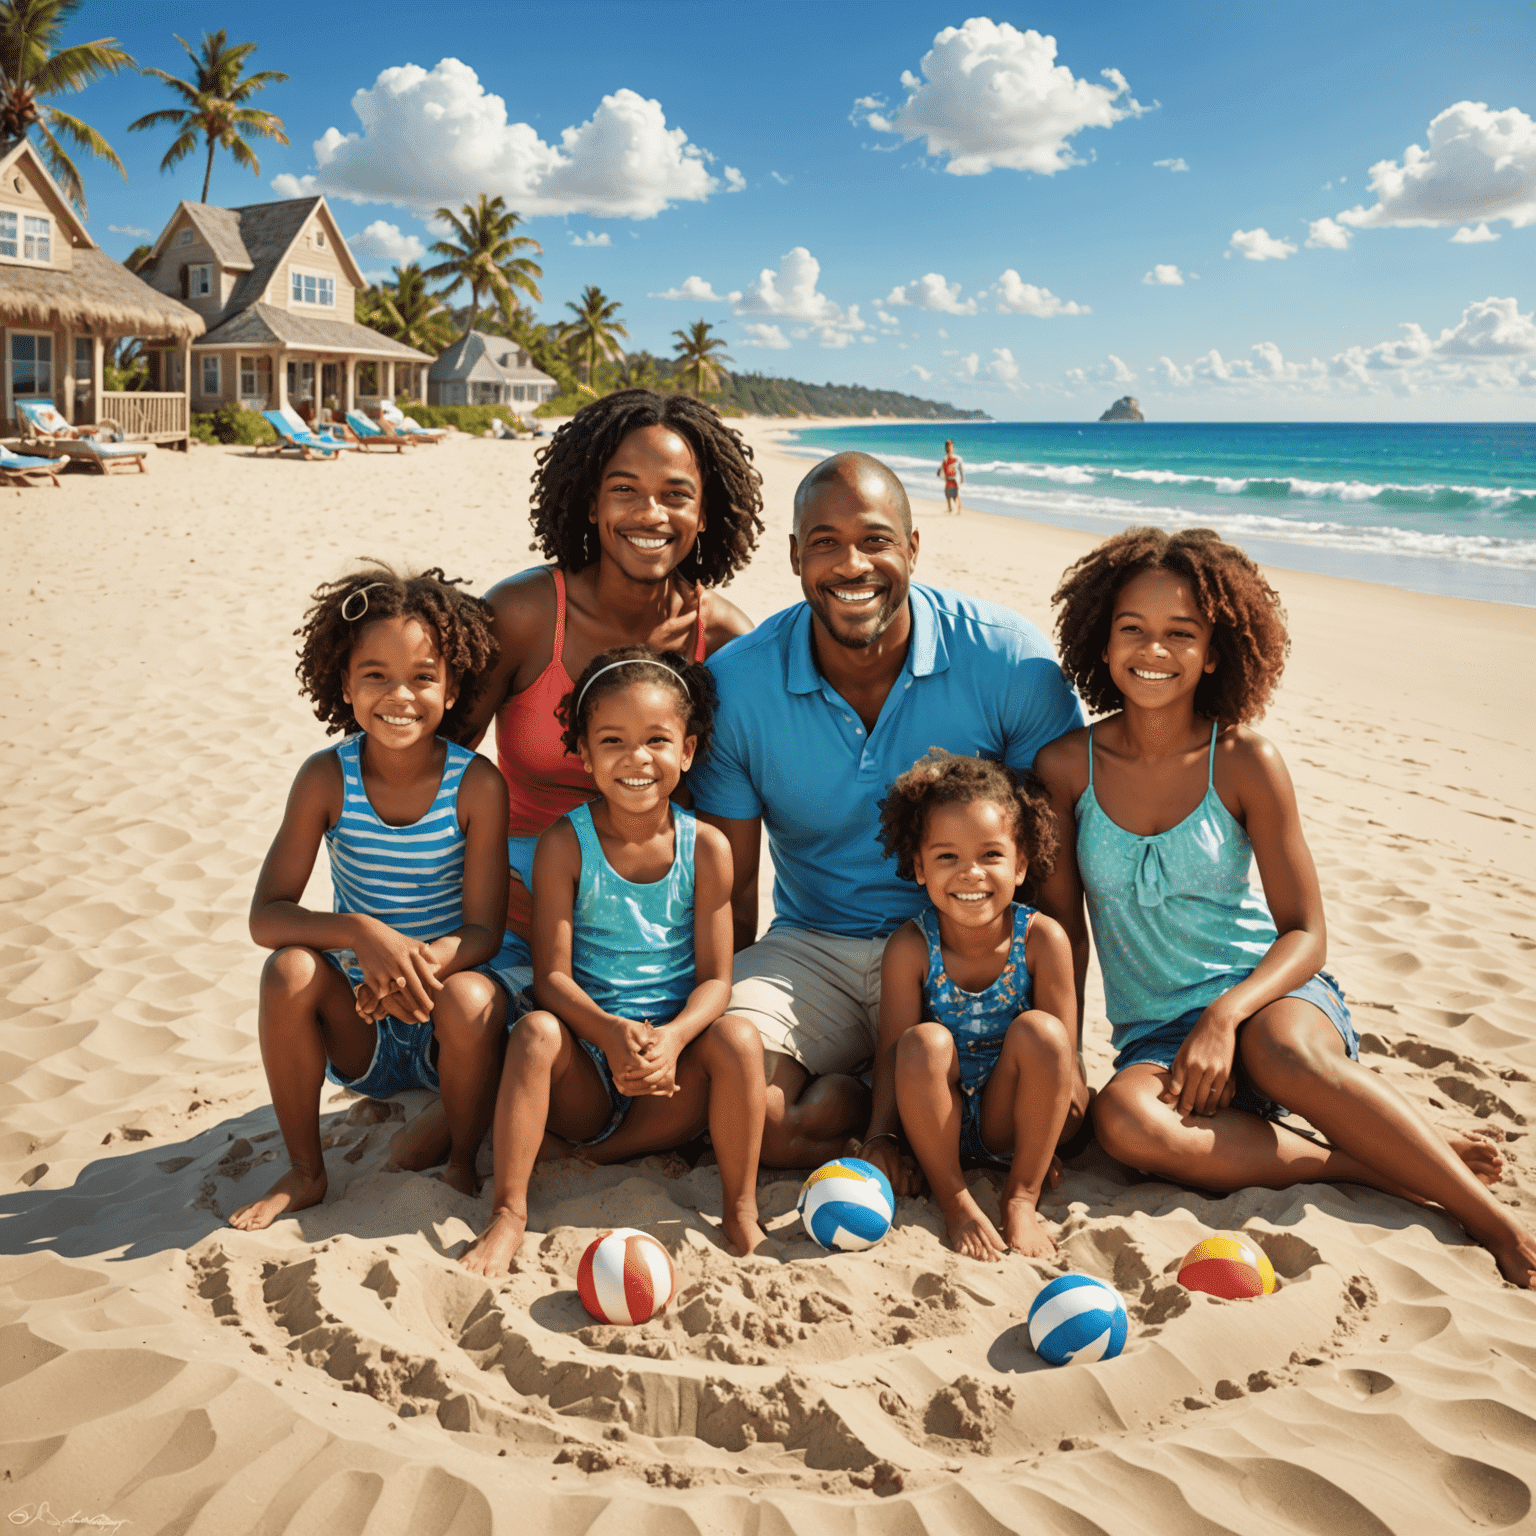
[
  {"left": 428, "top": 330, "right": 555, "bottom": 385},
  {"left": 196, "top": 301, "right": 430, "bottom": 359},
  {"left": 183, "top": 204, "right": 252, "bottom": 270}
]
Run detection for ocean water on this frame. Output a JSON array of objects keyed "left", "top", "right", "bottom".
[{"left": 783, "top": 422, "right": 1536, "bottom": 607}]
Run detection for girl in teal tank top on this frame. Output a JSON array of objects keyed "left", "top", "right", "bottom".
[
  {"left": 1035, "top": 529, "right": 1535, "bottom": 1288},
  {"left": 463, "top": 647, "right": 770, "bottom": 1278}
]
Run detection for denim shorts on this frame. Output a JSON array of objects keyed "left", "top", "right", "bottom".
[
  {"left": 959, "top": 1082, "right": 1009, "bottom": 1166},
  {"left": 1112, "top": 971, "right": 1357, "bottom": 1121},
  {"left": 573, "top": 1036, "right": 632, "bottom": 1146}
]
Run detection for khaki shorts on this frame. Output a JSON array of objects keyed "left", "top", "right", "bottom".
[{"left": 727, "top": 926, "right": 888, "bottom": 1079}]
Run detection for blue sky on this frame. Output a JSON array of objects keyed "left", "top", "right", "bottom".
[{"left": 73, "top": 1, "right": 1536, "bottom": 419}]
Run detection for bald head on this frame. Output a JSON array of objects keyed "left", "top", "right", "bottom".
[{"left": 793, "top": 451, "right": 912, "bottom": 536}]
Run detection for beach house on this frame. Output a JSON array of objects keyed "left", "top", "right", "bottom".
[
  {"left": 0, "top": 139, "right": 202, "bottom": 443},
  {"left": 427, "top": 329, "right": 557, "bottom": 414},
  {"left": 136, "top": 196, "right": 431, "bottom": 420}
]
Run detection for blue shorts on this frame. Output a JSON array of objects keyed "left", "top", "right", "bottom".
[
  {"left": 574, "top": 1036, "right": 633, "bottom": 1146},
  {"left": 1112, "top": 971, "right": 1358, "bottom": 1121},
  {"left": 959, "top": 1082, "right": 1009, "bottom": 1167}
]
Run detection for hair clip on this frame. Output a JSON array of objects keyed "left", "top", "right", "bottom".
[{"left": 341, "top": 582, "right": 388, "bottom": 622}]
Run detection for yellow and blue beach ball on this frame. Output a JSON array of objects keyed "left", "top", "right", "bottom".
[
  {"left": 1027, "top": 1275, "right": 1129, "bottom": 1366},
  {"left": 797, "top": 1157, "right": 896, "bottom": 1251}
]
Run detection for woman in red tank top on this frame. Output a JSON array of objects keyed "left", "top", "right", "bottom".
[{"left": 459, "top": 389, "right": 764, "bottom": 951}]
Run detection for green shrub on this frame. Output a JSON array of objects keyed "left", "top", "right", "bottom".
[
  {"left": 190, "top": 411, "right": 219, "bottom": 445},
  {"left": 393, "top": 401, "right": 528, "bottom": 434},
  {"left": 193, "top": 404, "right": 277, "bottom": 445}
]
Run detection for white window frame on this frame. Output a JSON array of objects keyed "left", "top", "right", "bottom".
[
  {"left": 313, "top": 229, "right": 326, "bottom": 248},
  {"left": 10, "top": 331, "right": 53, "bottom": 399},
  {"left": 189, "top": 263, "right": 213, "bottom": 297},
  {"left": 201, "top": 354, "right": 221, "bottom": 396},
  {"left": 289, "top": 269, "right": 335, "bottom": 308},
  {"left": 0, "top": 210, "right": 16, "bottom": 259}
]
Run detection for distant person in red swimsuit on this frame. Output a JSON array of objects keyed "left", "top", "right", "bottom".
[
  {"left": 938, "top": 439, "right": 963, "bottom": 515},
  {"left": 387, "top": 390, "right": 763, "bottom": 1170}
]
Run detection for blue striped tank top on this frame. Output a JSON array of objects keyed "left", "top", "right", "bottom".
[
  {"left": 569, "top": 801, "right": 697, "bottom": 1022},
  {"left": 325, "top": 734, "right": 474, "bottom": 966}
]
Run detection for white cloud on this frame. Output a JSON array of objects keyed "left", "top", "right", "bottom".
[
  {"left": 936, "top": 328, "right": 949, "bottom": 339},
  {"left": 570, "top": 230, "right": 611, "bottom": 247},
  {"left": 1432, "top": 295, "right": 1536, "bottom": 357},
  {"left": 1142, "top": 263, "right": 1184, "bottom": 286},
  {"left": 739, "top": 322, "right": 790, "bottom": 350},
  {"left": 349, "top": 219, "right": 427, "bottom": 262},
  {"left": 1336, "top": 102, "right": 1536, "bottom": 232},
  {"left": 1153, "top": 157, "right": 1188, "bottom": 172},
  {"left": 884, "top": 272, "right": 977, "bottom": 314},
  {"left": 856, "top": 18, "right": 1147, "bottom": 176},
  {"left": 724, "top": 166, "right": 746, "bottom": 193},
  {"left": 875, "top": 308, "right": 900, "bottom": 327},
  {"left": 1228, "top": 227, "right": 1297, "bottom": 261},
  {"left": 957, "top": 352, "right": 980, "bottom": 376},
  {"left": 986, "top": 346, "right": 1022, "bottom": 384},
  {"left": 992, "top": 269, "right": 1090, "bottom": 316},
  {"left": 907, "top": 363, "right": 933, "bottom": 381},
  {"left": 109, "top": 222, "right": 151, "bottom": 238},
  {"left": 730, "top": 246, "right": 864, "bottom": 346},
  {"left": 650, "top": 275, "right": 723, "bottom": 302},
  {"left": 270, "top": 59, "right": 723, "bottom": 218},
  {"left": 1451, "top": 222, "right": 1500, "bottom": 244},
  {"left": 770, "top": 170, "right": 792, "bottom": 185},
  {"left": 1305, "top": 217, "right": 1352, "bottom": 250},
  {"left": 1067, "top": 354, "right": 1136, "bottom": 386}
]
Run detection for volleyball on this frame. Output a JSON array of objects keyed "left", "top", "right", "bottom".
[
  {"left": 576, "top": 1228, "right": 676, "bottom": 1325},
  {"left": 1177, "top": 1231, "right": 1276, "bottom": 1299},
  {"left": 1027, "top": 1275, "right": 1129, "bottom": 1366},
  {"left": 797, "top": 1157, "right": 896, "bottom": 1251}
]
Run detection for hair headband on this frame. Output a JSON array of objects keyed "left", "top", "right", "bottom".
[
  {"left": 575, "top": 658, "right": 689, "bottom": 713},
  {"left": 341, "top": 582, "right": 390, "bottom": 622}
]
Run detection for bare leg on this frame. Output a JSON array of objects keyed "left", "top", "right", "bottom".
[
  {"left": 230, "top": 948, "right": 375, "bottom": 1231},
  {"left": 460, "top": 1011, "right": 610, "bottom": 1277},
  {"left": 896, "top": 1023, "right": 1005, "bottom": 1260},
  {"left": 387, "top": 1098, "right": 450, "bottom": 1173},
  {"left": 1239, "top": 1001, "right": 1536, "bottom": 1288},
  {"left": 977, "top": 1010, "right": 1083, "bottom": 1258},
  {"left": 755, "top": 1037, "right": 869, "bottom": 1170}
]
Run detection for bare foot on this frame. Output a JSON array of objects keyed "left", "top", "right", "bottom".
[
  {"left": 460, "top": 1207, "right": 527, "bottom": 1277},
  {"left": 723, "top": 1210, "right": 768, "bottom": 1257},
  {"left": 939, "top": 1188, "right": 1007, "bottom": 1261},
  {"left": 1443, "top": 1128, "right": 1504, "bottom": 1186},
  {"left": 228, "top": 1166, "right": 327, "bottom": 1231},
  {"left": 386, "top": 1098, "right": 450, "bottom": 1172},
  {"left": 1475, "top": 1216, "right": 1536, "bottom": 1288},
  {"left": 1001, "top": 1193, "right": 1057, "bottom": 1258},
  {"left": 439, "top": 1159, "right": 479, "bottom": 1197}
]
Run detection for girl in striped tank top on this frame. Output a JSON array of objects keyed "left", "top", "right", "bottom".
[{"left": 232, "top": 566, "right": 517, "bottom": 1232}]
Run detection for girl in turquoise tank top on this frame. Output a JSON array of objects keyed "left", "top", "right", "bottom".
[
  {"left": 463, "top": 647, "right": 768, "bottom": 1278},
  {"left": 1034, "top": 529, "right": 1535, "bottom": 1288},
  {"left": 867, "top": 752, "right": 1089, "bottom": 1261}
]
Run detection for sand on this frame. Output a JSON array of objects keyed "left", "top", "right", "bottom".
[{"left": 4, "top": 420, "right": 1536, "bottom": 1534}]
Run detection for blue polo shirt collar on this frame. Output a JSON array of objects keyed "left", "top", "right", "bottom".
[{"left": 785, "top": 586, "right": 949, "bottom": 694}]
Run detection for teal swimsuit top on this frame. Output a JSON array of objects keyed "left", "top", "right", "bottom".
[{"left": 1075, "top": 720, "right": 1279, "bottom": 1050}]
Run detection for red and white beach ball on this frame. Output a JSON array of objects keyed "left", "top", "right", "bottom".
[{"left": 576, "top": 1227, "right": 676, "bottom": 1325}]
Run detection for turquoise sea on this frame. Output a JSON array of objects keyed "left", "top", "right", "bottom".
[{"left": 783, "top": 422, "right": 1536, "bottom": 607}]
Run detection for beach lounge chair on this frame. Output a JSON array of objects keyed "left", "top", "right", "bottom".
[
  {"left": 259, "top": 410, "right": 341, "bottom": 460},
  {"left": 16, "top": 401, "right": 149, "bottom": 474},
  {"left": 344, "top": 410, "right": 410, "bottom": 452},
  {"left": 277, "top": 405, "right": 357, "bottom": 451},
  {"left": 0, "top": 444, "right": 61, "bottom": 486},
  {"left": 378, "top": 400, "right": 447, "bottom": 443}
]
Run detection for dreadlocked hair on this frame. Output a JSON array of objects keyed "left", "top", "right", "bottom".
[
  {"left": 529, "top": 389, "right": 764, "bottom": 585},
  {"left": 295, "top": 561, "right": 499, "bottom": 742},
  {"left": 1052, "top": 527, "right": 1289, "bottom": 724},
  {"left": 877, "top": 750, "right": 1058, "bottom": 890},
  {"left": 559, "top": 645, "right": 718, "bottom": 764}
]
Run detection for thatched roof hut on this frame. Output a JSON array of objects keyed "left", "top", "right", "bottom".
[{"left": 0, "top": 244, "right": 203, "bottom": 339}]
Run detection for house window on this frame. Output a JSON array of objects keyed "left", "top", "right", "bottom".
[
  {"left": 239, "top": 354, "right": 272, "bottom": 406},
  {"left": 314, "top": 230, "right": 326, "bottom": 248},
  {"left": 0, "top": 211, "right": 15, "bottom": 258},
  {"left": 179, "top": 228, "right": 194, "bottom": 245},
  {"left": 201, "top": 354, "right": 220, "bottom": 396},
  {"left": 10, "top": 333, "right": 53, "bottom": 398},
  {"left": 190, "top": 264, "right": 213, "bottom": 297},
  {"left": 24, "top": 216, "right": 49, "bottom": 262},
  {"left": 290, "top": 271, "right": 335, "bottom": 307}
]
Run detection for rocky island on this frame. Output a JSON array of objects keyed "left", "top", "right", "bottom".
[{"left": 1098, "top": 396, "right": 1145, "bottom": 422}]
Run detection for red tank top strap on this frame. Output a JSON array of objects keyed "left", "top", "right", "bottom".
[
  {"left": 550, "top": 566, "right": 567, "bottom": 662},
  {"left": 692, "top": 587, "right": 708, "bottom": 662}
]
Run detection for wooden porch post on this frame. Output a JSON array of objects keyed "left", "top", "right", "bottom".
[
  {"left": 276, "top": 350, "right": 289, "bottom": 410},
  {"left": 344, "top": 357, "right": 355, "bottom": 414},
  {"left": 385, "top": 359, "right": 395, "bottom": 400},
  {"left": 89, "top": 336, "right": 103, "bottom": 426},
  {"left": 61, "top": 327, "right": 74, "bottom": 422}
]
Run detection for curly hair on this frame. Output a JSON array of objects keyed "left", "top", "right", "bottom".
[
  {"left": 877, "top": 750, "right": 1058, "bottom": 888},
  {"left": 558, "top": 644, "right": 718, "bottom": 764},
  {"left": 1052, "top": 527, "right": 1289, "bottom": 724},
  {"left": 528, "top": 389, "right": 764, "bottom": 586},
  {"left": 295, "top": 562, "right": 499, "bottom": 741}
]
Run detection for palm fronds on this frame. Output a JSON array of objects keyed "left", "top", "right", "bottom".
[{"left": 424, "top": 194, "right": 543, "bottom": 338}]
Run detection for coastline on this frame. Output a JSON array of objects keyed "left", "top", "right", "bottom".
[{"left": 4, "top": 430, "right": 1535, "bottom": 1531}]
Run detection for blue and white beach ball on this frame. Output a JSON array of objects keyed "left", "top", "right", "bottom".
[
  {"left": 797, "top": 1157, "right": 896, "bottom": 1251},
  {"left": 1027, "top": 1275, "right": 1129, "bottom": 1366}
]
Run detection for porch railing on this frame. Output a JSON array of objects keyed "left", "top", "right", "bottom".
[{"left": 99, "top": 391, "right": 188, "bottom": 443}]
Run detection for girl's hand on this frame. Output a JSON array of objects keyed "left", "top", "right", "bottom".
[
  {"left": 619, "top": 1028, "right": 683, "bottom": 1098},
  {"left": 605, "top": 1016, "right": 658, "bottom": 1084},
  {"left": 353, "top": 981, "right": 388, "bottom": 1023},
  {"left": 350, "top": 918, "right": 444, "bottom": 1024},
  {"left": 1162, "top": 1009, "right": 1239, "bottom": 1118},
  {"left": 850, "top": 1135, "right": 923, "bottom": 1198}
]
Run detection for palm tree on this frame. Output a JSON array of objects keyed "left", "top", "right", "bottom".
[
  {"left": 672, "top": 319, "right": 732, "bottom": 396},
  {"left": 128, "top": 30, "right": 287, "bottom": 204},
  {"left": 425, "top": 195, "right": 542, "bottom": 337},
  {"left": 357, "top": 262, "right": 456, "bottom": 355},
  {"left": 616, "top": 351, "right": 665, "bottom": 390},
  {"left": 560, "top": 285, "right": 628, "bottom": 392},
  {"left": 0, "top": 0, "right": 135, "bottom": 213}
]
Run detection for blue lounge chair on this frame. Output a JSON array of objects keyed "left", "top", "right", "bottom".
[
  {"left": 344, "top": 410, "right": 409, "bottom": 452},
  {"left": 16, "top": 401, "right": 149, "bottom": 474},
  {"left": 379, "top": 399, "right": 446, "bottom": 443},
  {"left": 278, "top": 405, "right": 357, "bottom": 451},
  {"left": 0, "top": 444, "right": 61, "bottom": 486},
  {"left": 260, "top": 410, "right": 341, "bottom": 460}
]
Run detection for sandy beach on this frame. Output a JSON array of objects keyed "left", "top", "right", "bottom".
[{"left": 4, "top": 419, "right": 1536, "bottom": 1533}]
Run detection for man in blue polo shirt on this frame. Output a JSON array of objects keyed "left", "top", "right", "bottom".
[{"left": 690, "top": 451, "right": 1085, "bottom": 1177}]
